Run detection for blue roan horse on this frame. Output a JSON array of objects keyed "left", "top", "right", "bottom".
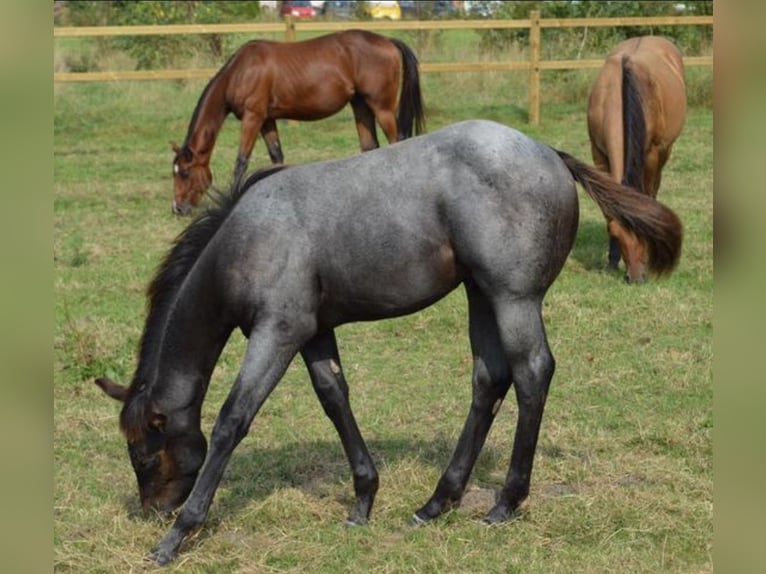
[{"left": 96, "top": 120, "right": 682, "bottom": 565}]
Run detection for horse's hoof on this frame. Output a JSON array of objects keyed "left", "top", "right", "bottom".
[
  {"left": 344, "top": 516, "right": 367, "bottom": 528},
  {"left": 482, "top": 505, "right": 515, "bottom": 525},
  {"left": 147, "top": 546, "right": 176, "bottom": 566},
  {"left": 409, "top": 513, "right": 429, "bottom": 528}
]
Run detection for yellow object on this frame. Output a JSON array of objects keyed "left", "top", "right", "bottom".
[{"left": 366, "top": 1, "right": 401, "bottom": 20}]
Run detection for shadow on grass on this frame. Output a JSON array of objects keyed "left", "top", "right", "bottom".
[
  {"left": 570, "top": 218, "right": 611, "bottom": 274},
  {"left": 120, "top": 432, "right": 520, "bottom": 561},
  {"left": 220, "top": 433, "right": 506, "bottom": 504}
]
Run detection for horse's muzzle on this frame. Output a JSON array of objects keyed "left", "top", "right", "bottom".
[{"left": 172, "top": 200, "right": 193, "bottom": 217}]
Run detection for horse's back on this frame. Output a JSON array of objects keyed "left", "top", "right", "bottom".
[
  {"left": 225, "top": 30, "right": 401, "bottom": 120},
  {"left": 611, "top": 36, "right": 684, "bottom": 74},
  {"left": 588, "top": 36, "right": 686, "bottom": 177},
  {"left": 610, "top": 36, "right": 686, "bottom": 122},
  {"left": 220, "top": 121, "right": 578, "bottom": 325}
]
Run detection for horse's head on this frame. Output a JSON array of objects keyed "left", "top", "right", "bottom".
[
  {"left": 171, "top": 143, "right": 212, "bottom": 217},
  {"left": 608, "top": 219, "right": 648, "bottom": 284},
  {"left": 95, "top": 377, "right": 207, "bottom": 513}
]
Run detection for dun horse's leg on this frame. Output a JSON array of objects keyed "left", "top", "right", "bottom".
[
  {"left": 413, "top": 281, "right": 511, "bottom": 524},
  {"left": 350, "top": 95, "right": 380, "bottom": 151},
  {"left": 260, "top": 118, "right": 284, "bottom": 165},
  {"left": 608, "top": 233, "right": 622, "bottom": 271},
  {"left": 483, "top": 296, "right": 555, "bottom": 523},
  {"left": 301, "top": 330, "right": 379, "bottom": 525},
  {"left": 644, "top": 144, "right": 671, "bottom": 198},
  {"left": 148, "top": 322, "right": 307, "bottom": 565}
]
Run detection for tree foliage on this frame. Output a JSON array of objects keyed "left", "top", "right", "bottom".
[
  {"left": 64, "top": 1, "right": 262, "bottom": 68},
  {"left": 474, "top": 1, "right": 713, "bottom": 58}
]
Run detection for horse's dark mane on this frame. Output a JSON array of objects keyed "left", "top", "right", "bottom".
[
  {"left": 120, "top": 165, "right": 289, "bottom": 440},
  {"left": 621, "top": 55, "right": 647, "bottom": 194}
]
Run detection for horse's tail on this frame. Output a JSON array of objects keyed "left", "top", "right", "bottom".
[
  {"left": 555, "top": 149, "right": 682, "bottom": 276},
  {"left": 621, "top": 55, "right": 647, "bottom": 194},
  {"left": 390, "top": 38, "right": 426, "bottom": 139}
]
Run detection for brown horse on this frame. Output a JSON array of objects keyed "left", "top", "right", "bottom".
[
  {"left": 587, "top": 36, "right": 686, "bottom": 283},
  {"left": 171, "top": 29, "right": 426, "bottom": 216}
]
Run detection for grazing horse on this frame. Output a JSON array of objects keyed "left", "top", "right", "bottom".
[
  {"left": 97, "top": 120, "right": 682, "bottom": 565},
  {"left": 171, "top": 29, "right": 425, "bottom": 216},
  {"left": 587, "top": 36, "right": 686, "bottom": 282}
]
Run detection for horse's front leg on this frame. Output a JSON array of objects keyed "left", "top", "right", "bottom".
[
  {"left": 148, "top": 325, "right": 302, "bottom": 565},
  {"left": 233, "top": 113, "right": 266, "bottom": 188},
  {"left": 301, "top": 330, "right": 378, "bottom": 525}
]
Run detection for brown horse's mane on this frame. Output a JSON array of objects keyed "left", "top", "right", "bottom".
[{"left": 120, "top": 165, "right": 289, "bottom": 440}]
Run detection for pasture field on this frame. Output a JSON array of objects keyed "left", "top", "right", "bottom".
[{"left": 54, "top": 66, "right": 712, "bottom": 572}]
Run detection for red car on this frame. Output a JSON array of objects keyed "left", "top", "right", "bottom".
[{"left": 279, "top": 1, "right": 317, "bottom": 19}]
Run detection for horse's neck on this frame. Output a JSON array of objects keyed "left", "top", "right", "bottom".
[
  {"left": 144, "top": 284, "right": 232, "bottom": 417},
  {"left": 187, "top": 73, "right": 231, "bottom": 161}
]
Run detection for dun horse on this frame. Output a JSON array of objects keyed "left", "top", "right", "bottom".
[
  {"left": 171, "top": 29, "right": 425, "bottom": 216},
  {"left": 587, "top": 36, "right": 687, "bottom": 282},
  {"left": 97, "top": 121, "right": 682, "bottom": 564}
]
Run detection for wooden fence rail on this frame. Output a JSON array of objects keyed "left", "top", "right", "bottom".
[{"left": 53, "top": 13, "right": 713, "bottom": 125}]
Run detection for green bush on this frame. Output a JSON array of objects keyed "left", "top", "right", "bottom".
[
  {"left": 475, "top": 1, "right": 713, "bottom": 59},
  {"left": 64, "top": 1, "right": 262, "bottom": 69}
]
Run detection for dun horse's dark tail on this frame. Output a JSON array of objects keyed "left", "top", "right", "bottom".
[
  {"left": 621, "top": 55, "right": 647, "bottom": 194},
  {"left": 390, "top": 38, "right": 426, "bottom": 139},
  {"left": 555, "top": 150, "right": 682, "bottom": 276}
]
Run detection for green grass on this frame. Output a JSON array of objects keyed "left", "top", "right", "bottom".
[{"left": 54, "top": 60, "right": 712, "bottom": 572}]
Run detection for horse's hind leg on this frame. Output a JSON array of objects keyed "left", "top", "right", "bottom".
[
  {"left": 350, "top": 95, "right": 380, "bottom": 151},
  {"left": 413, "top": 281, "right": 512, "bottom": 524},
  {"left": 643, "top": 143, "right": 671, "bottom": 198},
  {"left": 260, "top": 118, "right": 284, "bottom": 165},
  {"left": 484, "top": 296, "right": 555, "bottom": 523},
  {"left": 301, "top": 330, "right": 379, "bottom": 526}
]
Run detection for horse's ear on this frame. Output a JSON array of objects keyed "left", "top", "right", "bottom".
[
  {"left": 95, "top": 377, "right": 129, "bottom": 402},
  {"left": 171, "top": 142, "right": 181, "bottom": 154}
]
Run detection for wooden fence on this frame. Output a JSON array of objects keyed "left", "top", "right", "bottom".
[{"left": 53, "top": 12, "right": 713, "bottom": 125}]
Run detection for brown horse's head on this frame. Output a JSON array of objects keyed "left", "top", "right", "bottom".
[
  {"left": 171, "top": 143, "right": 212, "bottom": 217},
  {"left": 95, "top": 377, "right": 207, "bottom": 513},
  {"left": 608, "top": 219, "right": 648, "bottom": 284}
]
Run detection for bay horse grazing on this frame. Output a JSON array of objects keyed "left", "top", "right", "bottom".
[
  {"left": 96, "top": 120, "right": 681, "bottom": 565},
  {"left": 171, "top": 29, "right": 425, "bottom": 216},
  {"left": 587, "top": 36, "right": 686, "bottom": 282}
]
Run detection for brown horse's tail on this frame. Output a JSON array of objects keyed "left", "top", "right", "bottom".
[
  {"left": 390, "top": 38, "right": 426, "bottom": 139},
  {"left": 555, "top": 149, "right": 682, "bottom": 276},
  {"left": 621, "top": 55, "right": 647, "bottom": 194}
]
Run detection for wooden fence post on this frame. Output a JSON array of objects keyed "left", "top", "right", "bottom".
[
  {"left": 528, "top": 10, "right": 541, "bottom": 125},
  {"left": 285, "top": 16, "right": 296, "bottom": 42},
  {"left": 285, "top": 17, "right": 298, "bottom": 128}
]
